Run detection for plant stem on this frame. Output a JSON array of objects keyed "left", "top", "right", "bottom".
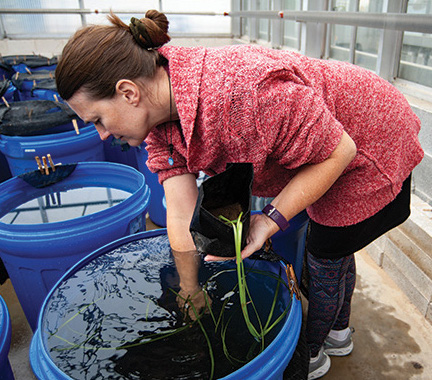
[{"left": 219, "top": 213, "right": 261, "bottom": 340}]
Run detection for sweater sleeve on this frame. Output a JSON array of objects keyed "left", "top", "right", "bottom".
[
  {"left": 145, "top": 121, "right": 194, "bottom": 184},
  {"left": 256, "top": 75, "right": 344, "bottom": 169}
]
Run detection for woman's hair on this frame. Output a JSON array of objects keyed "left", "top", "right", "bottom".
[{"left": 55, "top": 10, "right": 170, "bottom": 100}]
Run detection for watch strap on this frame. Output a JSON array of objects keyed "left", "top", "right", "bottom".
[{"left": 262, "top": 204, "right": 290, "bottom": 231}]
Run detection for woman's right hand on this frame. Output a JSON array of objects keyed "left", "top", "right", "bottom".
[
  {"left": 176, "top": 285, "right": 211, "bottom": 321},
  {"left": 171, "top": 249, "right": 212, "bottom": 320}
]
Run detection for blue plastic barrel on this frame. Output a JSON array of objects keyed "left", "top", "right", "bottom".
[
  {"left": 10, "top": 70, "right": 56, "bottom": 101},
  {"left": 0, "top": 162, "right": 151, "bottom": 331},
  {"left": 135, "top": 142, "right": 167, "bottom": 227},
  {"left": 0, "top": 63, "right": 13, "bottom": 80},
  {"left": 0, "top": 152, "right": 12, "bottom": 183},
  {"left": 12, "top": 63, "right": 56, "bottom": 74},
  {"left": 103, "top": 137, "right": 139, "bottom": 170},
  {"left": 0, "top": 80, "right": 15, "bottom": 182},
  {"left": 0, "top": 124, "right": 104, "bottom": 176},
  {"left": 253, "top": 210, "right": 309, "bottom": 281},
  {"left": 0, "top": 80, "right": 18, "bottom": 103},
  {"left": 31, "top": 88, "right": 62, "bottom": 102},
  {"left": 2, "top": 55, "right": 56, "bottom": 76},
  {"left": 30, "top": 229, "right": 301, "bottom": 380},
  {"left": 0, "top": 295, "right": 14, "bottom": 380}
]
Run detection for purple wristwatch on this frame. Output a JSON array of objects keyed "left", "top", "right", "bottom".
[{"left": 262, "top": 204, "right": 290, "bottom": 231}]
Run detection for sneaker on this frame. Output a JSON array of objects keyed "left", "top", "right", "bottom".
[
  {"left": 324, "top": 328, "right": 354, "bottom": 356},
  {"left": 308, "top": 347, "right": 331, "bottom": 380}
]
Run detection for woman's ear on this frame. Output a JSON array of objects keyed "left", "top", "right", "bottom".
[{"left": 115, "top": 79, "right": 140, "bottom": 106}]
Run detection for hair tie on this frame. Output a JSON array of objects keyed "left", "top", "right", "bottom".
[{"left": 129, "top": 17, "right": 154, "bottom": 49}]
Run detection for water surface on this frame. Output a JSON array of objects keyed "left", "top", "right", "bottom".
[{"left": 42, "top": 235, "right": 291, "bottom": 379}]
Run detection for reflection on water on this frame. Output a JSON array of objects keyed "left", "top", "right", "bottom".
[
  {"left": 42, "top": 235, "right": 291, "bottom": 379},
  {"left": 0, "top": 187, "right": 130, "bottom": 224}
]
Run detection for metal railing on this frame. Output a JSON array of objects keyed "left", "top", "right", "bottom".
[
  {"left": 0, "top": 7, "right": 231, "bottom": 39},
  {"left": 3, "top": 7, "right": 431, "bottom": 33},
  {"left": 2, "top": 6, "right": 432, "bottom": 38},
  {"left": 226, "top": 10, "right": 432, "bottom": 34},
  {"left": 0, "top": 8, "right": 223, "bottom": 16}
]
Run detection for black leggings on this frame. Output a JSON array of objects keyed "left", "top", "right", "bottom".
[{"left": 305, "top": 253, "right": 356, "bottom": 357}]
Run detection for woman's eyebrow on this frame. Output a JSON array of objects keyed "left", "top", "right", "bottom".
[{"left": 82, "top": 114, "right": 97, "bottom": 124}]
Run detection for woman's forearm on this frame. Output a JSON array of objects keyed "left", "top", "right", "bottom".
[
  {"left": 235, "top": 131, "right": 357, "bottom": 260},
  {"left": 163, "top": 173, "right": 202, "bottom": 293},
  {"left": 163, "top": 173, "right": 199, "bottom": 252},
  {"left": 171, "top": 249, "right": 201, "bottom": 292},
  {"left": 271, "top": 130, "right": 357, "bottom": 223}
]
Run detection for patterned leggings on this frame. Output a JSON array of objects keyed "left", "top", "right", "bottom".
[{"left": 305, "top": 252, "right": 356, "bottom": 357}]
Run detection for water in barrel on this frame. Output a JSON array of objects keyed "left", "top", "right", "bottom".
[{"left": 41, "top": 235, "right": 291, "bottom": 379}]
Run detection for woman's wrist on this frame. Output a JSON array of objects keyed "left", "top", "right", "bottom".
[
  {"left": 179, "top": 284, "right": 202, "bottom": 295},
  {"left": 262, "top": 204, "right": 290, "bottom": 231},
  {"left": 172, "top": 249, "right": 201, "bottom": 291}
]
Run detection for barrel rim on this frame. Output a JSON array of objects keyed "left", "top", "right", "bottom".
[
  {"left": 0, "top": 162, "right": 148, "bottom": 233},
  {"left": 30, "top": 228, "right": 301, "bottom": 380}
]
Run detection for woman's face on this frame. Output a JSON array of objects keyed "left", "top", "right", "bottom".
[{"left": 67, "top": 70, "right": 172, "bottom": 147}]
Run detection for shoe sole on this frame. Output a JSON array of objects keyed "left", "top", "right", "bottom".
[
  {"left": 324, "top": 340, "right": 354, "bottom": 356},
  {"left": 308, "top": 353, "right": 331, "bottom": 380}
]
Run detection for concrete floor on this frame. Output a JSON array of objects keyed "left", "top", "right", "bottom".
[{"left": 1, "top": 241, "right": 432, "bottom": 379}]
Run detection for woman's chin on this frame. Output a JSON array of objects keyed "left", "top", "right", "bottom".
[{"left": 126, "top": 140, "right": 141, "bottom": 147}]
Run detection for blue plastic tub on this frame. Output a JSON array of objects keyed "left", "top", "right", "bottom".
[
  {"left": 30, "top": 229, "right": 301, "bottom": 380},
  {"left": 0, "top": 123, "right": 104, "bottom": 176},
  {"left": 0, "top": 295, "right": 14, "bottom": 380},
  {"left": 0, "top": 162, "right": 150, "bottom": 331},
  {"left": 135, "top": 142, "right": 167, "bottom": 227},
  {"left": 12, "top": 63, "right": 56, "bottom": 74}
]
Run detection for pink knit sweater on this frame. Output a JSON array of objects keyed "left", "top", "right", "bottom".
[{"left": 145, "top": 45, "right": 424, "bottom": 227}]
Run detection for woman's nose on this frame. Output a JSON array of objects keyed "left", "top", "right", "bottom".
[{"left": 96, "top": 127, "right": 111, "bottom": 141}]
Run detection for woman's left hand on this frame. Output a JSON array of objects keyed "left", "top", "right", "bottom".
[
  {"left": 240, "top": 212, "right": 279, "bottom": 259},
  {"left": 205, "top": 213, "right": 278, "bottom": 262}
]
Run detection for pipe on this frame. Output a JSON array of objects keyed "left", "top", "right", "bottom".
[
  {"left": 225, "top": 10, "right": 432, "bottom": 34},
  {"left": 0, "top": 8, "right": 223, "bottom": 16},
  {"left": 2, "top": 8, "right": 431, "bottom": 34}
]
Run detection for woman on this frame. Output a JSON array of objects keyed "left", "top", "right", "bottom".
[{"left": 56, "top": 10, "right": 423, "bottom": 379}]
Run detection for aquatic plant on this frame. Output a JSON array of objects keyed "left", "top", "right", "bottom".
[
  {"left": 219, "top": 212, "right": 291, "bottom": 350},
  {"left": 46, "top": 227, "right": 293, "bottom": 379}
]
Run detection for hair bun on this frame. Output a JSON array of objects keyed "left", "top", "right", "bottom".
[
  {"left": 144, "top": 10, "right": 169, "bottom": 34},
  {"left": 130, "top": 10, "right": 170, "bottom": 49}
]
